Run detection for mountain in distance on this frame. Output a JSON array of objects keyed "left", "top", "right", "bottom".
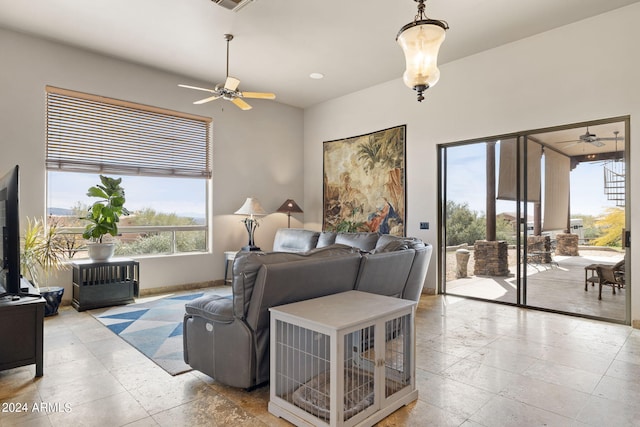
[
  {"left": 48, "top": 207, "right": 74, "bottom": 216},
  {"left": 47, "top": 207, "right": 204, "bottom": 224}
]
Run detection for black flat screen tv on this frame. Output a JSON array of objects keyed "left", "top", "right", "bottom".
[{"left": 0, "top": 165, "right": 21, "bottom": 296}]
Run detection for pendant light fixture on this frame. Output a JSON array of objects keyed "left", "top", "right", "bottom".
[{"left": 397, "top": 0, "right": 449, "bottom": 102}]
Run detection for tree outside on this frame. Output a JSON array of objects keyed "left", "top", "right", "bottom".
[
  {"left": 592, "top": 207, "right": 625, "bottom": 248},
  {"left": 50, "top": 206, "right": 205, "bottom": 257}
]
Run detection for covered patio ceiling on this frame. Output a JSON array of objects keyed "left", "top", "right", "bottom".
[{"left": 528, "top": 121, "right": 626, "bottom": 166}]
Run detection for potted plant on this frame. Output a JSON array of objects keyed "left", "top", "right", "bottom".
[
  {"left": 82, "top": 175, "right": 130, "bottom": 261},
  {"left": 21, "top": 217, "right": 68, "bottom": 316}
]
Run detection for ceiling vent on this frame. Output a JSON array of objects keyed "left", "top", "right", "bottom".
[{"left": 211, "top": 0, "right": 255, "bottom": 12}]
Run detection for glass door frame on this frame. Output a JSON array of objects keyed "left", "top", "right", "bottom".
[{"left": 438, "top": 116, "right": 631, "bottom": 324}]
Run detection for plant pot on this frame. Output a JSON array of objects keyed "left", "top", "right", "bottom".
[
  {"left": 88, "top": 243, "right": 115, "bottom": 261},
  {"left": 40, "top": 286, "right": 65, "bottom": 316}
]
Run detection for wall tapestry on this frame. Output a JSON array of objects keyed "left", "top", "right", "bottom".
[{"left": 323, "top": 125, "right": 406, "bottom": 236}]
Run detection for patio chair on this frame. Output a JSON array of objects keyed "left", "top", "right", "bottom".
[{"left": 596, "top": 259, "right": 625, "bottom": 300}]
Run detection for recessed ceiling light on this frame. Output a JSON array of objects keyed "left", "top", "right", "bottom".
[{"left": 309, "top": 72, "right": 324, "bottom": 80}]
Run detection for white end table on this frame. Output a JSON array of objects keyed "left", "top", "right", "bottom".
[{"left": 269, "top": 290, "right": 417, "bottom": 427}]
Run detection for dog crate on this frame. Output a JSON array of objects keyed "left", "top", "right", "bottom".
[
  {"left": 269, "top": 291, "right": 417, "bottom": 427},
  {"left": 71, "top": 258, "right": 139, "bottom": 311}
]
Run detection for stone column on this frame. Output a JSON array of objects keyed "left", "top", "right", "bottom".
[
  {"left": 555, "top": 233, "right": 579, "bottom": 256},
  {"left": 473, "top": 240, "right": 509, "bottom": 276},
  {"left": 527, "top": 235, "right": 552, "bottom": 263}
]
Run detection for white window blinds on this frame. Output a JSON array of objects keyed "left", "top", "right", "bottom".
[{"left": 46, "top": 86, "right": 212, "bottom": 178}]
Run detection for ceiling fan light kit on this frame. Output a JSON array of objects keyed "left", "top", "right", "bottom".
[
  {"left": 397, "top": 0, "right": 448, "bottom": 102},
  {"left": 178, "top": 33, "right": 276, "bottom": 110}
]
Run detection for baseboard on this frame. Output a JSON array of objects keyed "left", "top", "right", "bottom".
[
  {"left": 139, "top": 280, "right": 223, "bottom": 297},
  {"left": 632, "top": 319, "right": 640, "bottom": 329}
]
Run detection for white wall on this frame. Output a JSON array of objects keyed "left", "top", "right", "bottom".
[
  {"left": 304, "top": 4, "right": 640, "bottom": 322},
  {"left": 0, "top": 28, "right": 303, "bottom": 300}
]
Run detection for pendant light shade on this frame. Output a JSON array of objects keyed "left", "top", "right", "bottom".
[{"left": 397, "top": 0, "right": 448, "bottom": 102}]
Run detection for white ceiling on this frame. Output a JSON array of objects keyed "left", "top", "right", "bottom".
[{"left": 1, "top": 0, "right": 639, "bottom": 109}]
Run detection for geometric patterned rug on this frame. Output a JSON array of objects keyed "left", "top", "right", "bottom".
[{"left": 90, "top": 289, "right": 231, "bottom": 376}]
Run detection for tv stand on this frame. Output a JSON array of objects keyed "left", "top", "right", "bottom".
[{"left": 0, "top": 279, "right": 45, "bottom": 377}]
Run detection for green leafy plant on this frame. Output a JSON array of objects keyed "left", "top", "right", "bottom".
[
  {"left": 82, "top": 175, "right": 130, "bottom": 243},
  {"left": 21, "top": 217, "right": 68, "bottom": 289},
  {"left": 592, "top": 207, "right": 625, "bottom": 247}
]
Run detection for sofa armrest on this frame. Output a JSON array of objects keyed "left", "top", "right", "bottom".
[
  {"left": 403, "top": 243, "right": 432, "bottom": 301},
  {"left": 185, "top": 294, "right": 234, "bottom": 324}
]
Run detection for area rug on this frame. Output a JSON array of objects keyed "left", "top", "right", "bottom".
[{"left": 90, "top": 289, "right": 231, "bottom": 376}]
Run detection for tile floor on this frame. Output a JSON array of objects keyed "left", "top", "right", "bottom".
[{"left": 1, "top": 293, "right": 640, "bottom": 426}]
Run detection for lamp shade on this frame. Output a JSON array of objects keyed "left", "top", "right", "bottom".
[
  {"left": 234, "top": 197, "right": 267, "bottom": 216},
  {"left": 397, "top": 20, "right": 446, "bottom": 93},
  {"left": 276, "top": 199, "right": 303, "bottom": 214}
]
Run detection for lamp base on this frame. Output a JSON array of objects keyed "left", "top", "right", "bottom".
[{"left": 241, "top": 245, "right": 261, "bottom": 252}]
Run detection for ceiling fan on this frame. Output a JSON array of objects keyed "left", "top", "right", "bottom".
[
  {"left": 557, "top": 127, "right": 624, "bottom": 148},
  {"left": 178, "top": 34, "right": 276, "bottom": 110}
]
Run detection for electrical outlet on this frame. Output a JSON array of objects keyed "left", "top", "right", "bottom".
[{"left": 419, "top": 222, "right": 429, "bottom": 230}]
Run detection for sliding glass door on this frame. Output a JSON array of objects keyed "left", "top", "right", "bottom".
[
  {"left": 440, "top": 117, "right": 630, "bottom": 324},
  {"left": 440, "top": 139, "right": 519, "bottom": 305}
]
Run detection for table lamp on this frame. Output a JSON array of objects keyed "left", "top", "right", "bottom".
[
  {"left": 234, "top": 197, "right": 267, "bottom": 251},
  {"left": 276, "top": 199, "right": 303, "bottom": 228}
]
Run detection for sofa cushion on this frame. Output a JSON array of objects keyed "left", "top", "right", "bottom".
[
  {"left": 316, "top": 231, "right": 337, "bottom": 248},
  {"left": 273, "top": 229, "right": 320, "bottom": 253},
  {"left": 185, "top": 294, "right": 234, "bottom": 323},
  {"left": 355, "top": 250, "right": 415, "bottom": 298},
  {"left": 335, "top": 232, "right": 379, "bottom": 252},
  {"left": 374, "top": 239, "right": 410, "bottom": 253}
]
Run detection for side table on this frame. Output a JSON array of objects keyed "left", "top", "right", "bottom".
[
  {"left": 584, "top": 264, "right": 600, "bottom": 291},
  {"left": 71, "top": 258, "right": 139, "bottom": 311}
]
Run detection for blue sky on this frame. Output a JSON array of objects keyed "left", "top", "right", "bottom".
[
  {"left": 446, "top": 142, "right": 619, "bottom": 217},
  {"left": 48, "top": 172, "right": 206, "bottom": 218}
]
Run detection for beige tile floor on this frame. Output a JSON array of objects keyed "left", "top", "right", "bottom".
[{"left": 1, "top": 293, "right": 640, "bottom": 426}]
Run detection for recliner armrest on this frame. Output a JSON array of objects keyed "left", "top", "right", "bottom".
[{"left": 185, "top": 295, "right": 234, "bottom": 324}]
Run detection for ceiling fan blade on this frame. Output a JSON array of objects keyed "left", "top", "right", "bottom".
[
  {"left": 241, "top": 91, "right": 276, "bottom": 100},
  {"left": 224, "top": 77, "right": 241, "bottom": 91},
  {"left": 193, "top": 95, "right": 221, "bottom": 105},
  {"left": 589, "top": 140, "right": 605, "bottom": 148},
  {"left": 556, "top": 139, "right": 581, "bottom": 144},
  {"left": 232, "top": 97, "right": 252, "bottom": 110},
  {"left": 178, "top": 84, "right": 216, "bottom": 93},
  {"left": 595, "top": 136, "right": 625, "bottom": 141}
]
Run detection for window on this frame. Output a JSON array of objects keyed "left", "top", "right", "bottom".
[{"left": 45, "top": 86, "right": 212, "bottom": 257}]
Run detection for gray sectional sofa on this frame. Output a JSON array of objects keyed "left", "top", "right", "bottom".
[{"left": 183, "top": 228, "right": 432, "bottom": 389}]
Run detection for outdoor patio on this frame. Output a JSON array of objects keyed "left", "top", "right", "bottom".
[{"left": 446, "top": 248, "right": 626, "bottom": 321}]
